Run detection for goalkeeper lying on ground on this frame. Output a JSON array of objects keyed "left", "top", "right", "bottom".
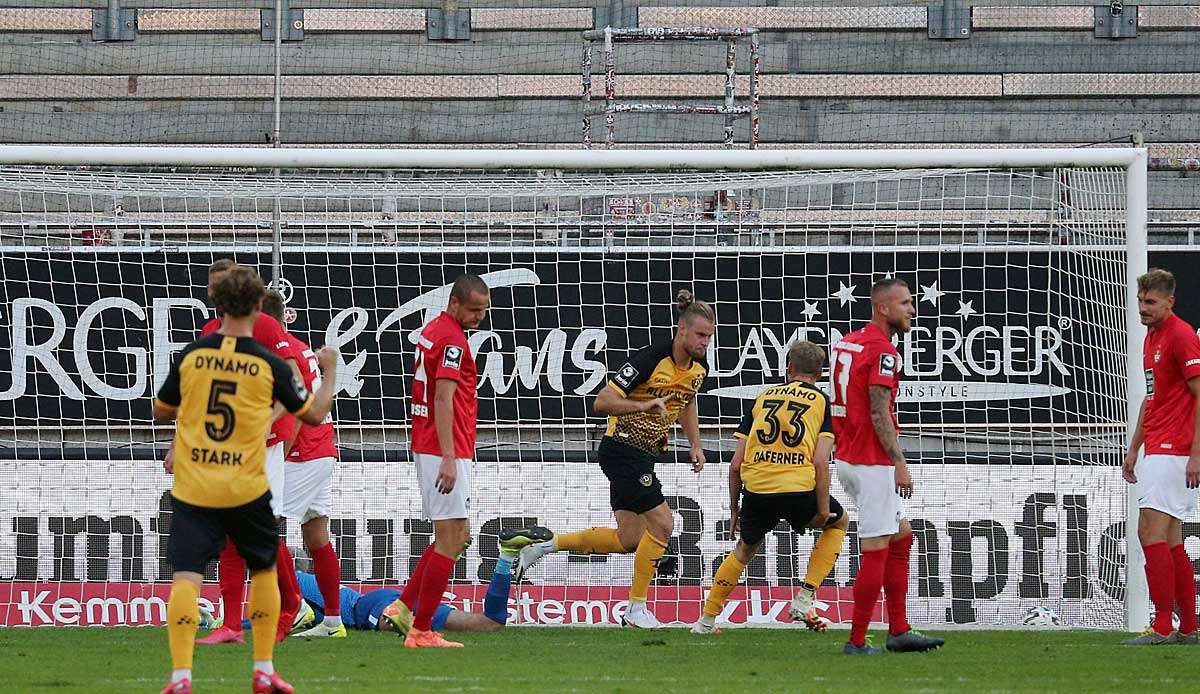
[{"left": 208, "top": 530, "right": 544, "bottom": 636}]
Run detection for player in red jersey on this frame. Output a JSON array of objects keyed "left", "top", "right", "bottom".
[
  {"left": 253, "top": 292, "right": 347, "bottom": 639},
  {"left": 401, "top": 274, "right": 490, "bottom": 648},
  {"left": 830, "top": 278, "right": 942, "bottom": 655},
  {"left": 1121, "top": 269, "right": 1200, "bottom": 645},
  {"left": 166, "top": 260, "right": 307, "bottom": 646}
]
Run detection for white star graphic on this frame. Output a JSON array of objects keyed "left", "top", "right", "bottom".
[
  {"left": 831, "top": 282, "right": 858, "bottom": 306},
  {"left": 800, "top": 301, "right": 821, "bottom": 320},
  {"left": 919, "top": 281, "right": 946, "bottom": 306},
  {"left": 955, "top": 300, "right": 976, "bottom": 317}
]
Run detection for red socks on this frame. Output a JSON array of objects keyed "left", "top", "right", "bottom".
[
  {"left": 413, "top": 550, "right": 456, "bottom": 632},
  {"left": 1172, "top": 544, "right": 1197, "bottom": 635},
  {"left": 850, "top": 536, "right": 913, "bottom": 646},
  {"left": 217, "top": 538, "right": 247, "bottom": 632},
  {"left": 311, "top": 542, "right": 342, "bottom": 616},
  {"left": 401, "top": 544, "right": 436, "bottom": 610},
  {"left": 850, "top": 547, "right": 887, "bottom": 647},
  {"left": 1144, "top": 542, "right": 1175, "bottom": 636},
  {"left": 276, "top": 542, "right": 301, "bottom": 617},
  {"left": 885, "top": 534, "right": 914, "bottom": 636}
]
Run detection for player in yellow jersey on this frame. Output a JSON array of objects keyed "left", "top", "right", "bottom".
[
  {"left": 691, "top": 340, "right": 850, "bottom": 635},
  {"left": 153, "top": 265, "right": 338, "bottom": 694},
  {"left": 513, "top": 290, "right": 713, "bottom": 628}
]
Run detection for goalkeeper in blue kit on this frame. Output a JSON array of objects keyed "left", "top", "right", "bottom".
[{"left": 285, "top": 535, "right": 537, "bottom": 635}]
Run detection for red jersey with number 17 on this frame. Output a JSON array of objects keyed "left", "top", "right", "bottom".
[
  {"left": 200, "top": 313, "right": 300, "bottom": 448},
  {"left": 830, "top": 323, "right": 902, "bottom": 467},
  {"left": 285, "top": 334, "right": 338, "bottom": 462},
  {"left": 411, "top": 311, "right": 478, "bottom": 458},
  {"left": 1143, "top": 312, "right": 1200, "bottom": 456}
]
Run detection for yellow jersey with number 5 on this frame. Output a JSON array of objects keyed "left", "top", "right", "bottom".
[
  {"left": 734, "top": 380, "right": 833, "bottom": 494},
  {"left": 154, "top": 334, "right": 313, "bottom": 508}
]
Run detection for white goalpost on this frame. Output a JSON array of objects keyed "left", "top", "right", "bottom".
[{"left": 0, "top": 146, "right": 1147, "bottom": 632}]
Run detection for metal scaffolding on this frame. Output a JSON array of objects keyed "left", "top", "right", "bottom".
[{"left": 581, "top": 26, "right": 761, "bottom": 150}]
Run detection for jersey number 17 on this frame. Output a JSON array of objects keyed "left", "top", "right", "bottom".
[{"left": 829, "top": 348, "right": 854, "bottom": 418}]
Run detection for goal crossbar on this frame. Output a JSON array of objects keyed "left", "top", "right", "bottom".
[{"left": 0, "top": 145, "right": 1147, "bottom": 172}]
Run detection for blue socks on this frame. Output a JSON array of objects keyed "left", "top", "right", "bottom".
[{"left": 483, "top": 556, "right": 514, "bottom": 625}]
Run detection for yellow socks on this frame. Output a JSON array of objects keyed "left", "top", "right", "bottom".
[
  {"left": 703, "top": 553, "right": 747, "bottom": 617},
  {"left": 629, "top": 532, "right": 669, "bottom": 603},
  {"left": 248, "top": 568, "right": 280, "bottom": 663},
  {"left": 166, "top": 579, "right": 200, "bottom": 673},
  {"left": 554, "top": 527, "right": 626, "bottom": 554},
  {"left": 803, "top": 526, "right": 847, "bottom": 589}
]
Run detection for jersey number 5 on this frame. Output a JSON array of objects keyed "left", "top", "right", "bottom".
[
  {"left": 756, "top": 398, "right": 809, "bottom": 447},
  {"left": 206, "top": 380, "right": 238, "bottom": 441}
]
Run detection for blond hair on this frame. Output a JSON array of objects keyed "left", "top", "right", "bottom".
[
  {"left": 788, "top": 341, "right": 825, "bottom": 378},
  {"left": 675, "top": 289, "right": 715, "bottom": 326}
]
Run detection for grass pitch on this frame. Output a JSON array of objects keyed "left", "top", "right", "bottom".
[{"left": 0, "top": 626, "right": 1193, "bottom": 693}]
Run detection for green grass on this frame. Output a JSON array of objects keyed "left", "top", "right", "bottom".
[{"left": 0, "top": 627, "right": 1194, "bottom": 693}]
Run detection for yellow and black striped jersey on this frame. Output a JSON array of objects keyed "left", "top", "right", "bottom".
[
  {"left": 155, "top": 334, "right": 313, "bottom": 508},
  {"left": 604, "top": 339, "right": 707, "bottom": 455},
  {"left": 734, "top": 380, "right": 834, "bottom": 494}
]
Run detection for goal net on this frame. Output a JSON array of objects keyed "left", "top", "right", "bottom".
[{"left": 0, "top": 147, "right": 1146, "bottom": 631}]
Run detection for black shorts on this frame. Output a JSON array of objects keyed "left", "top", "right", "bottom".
[
  {"left": 167, "top": 492, "right": 279, "bottom": 574},
  {"left": 598, "top": 437, "right": 665, "bottom": 514},
  {"left": 738, "top": 490, "right": 845, "bottom": 546}
]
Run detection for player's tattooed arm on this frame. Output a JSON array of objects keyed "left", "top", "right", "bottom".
[
  {"left": 870, "top": 384, "right": 913, "bottom": 497},
  {"left": 868, "top": 385, "right": 905, "bottom": 466}
]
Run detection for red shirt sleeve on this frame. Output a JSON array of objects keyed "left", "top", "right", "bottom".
[
  {"left": 866, "top": 344, "right": 901, "bottom": 389},
  {"left": 429, "top": 336, "right": 469, "bottom": 385},
  {"left": 1174, "top": 325, "right": 1200, "bottom": 382},
  {"left": 199, "top": 318, "right": 219, "bottom": 336},
  {"left": 254, "top": 314, "right": 295, "bottom": 361}
]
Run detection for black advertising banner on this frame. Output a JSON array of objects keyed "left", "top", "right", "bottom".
[{"left": 0, "top": 249, "right": 1139, "bottom": 433}]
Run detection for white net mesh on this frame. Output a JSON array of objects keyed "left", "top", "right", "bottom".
[{"left": 0, "top": 161, "right": 1133, "bottom": 629}]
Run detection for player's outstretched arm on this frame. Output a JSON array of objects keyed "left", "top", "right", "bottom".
[
  {"left": 433, "top": 377, "right": 459, "bottom": 493},
  {"left": 1123, "top": 400, "right": 1146, "bottom": 484},
  {"left": 594, "top": 385, "right": 669, "bottom": 416},
  {"left": 728, "top": 437, "right": 746, "bottom": 534},
  {"left": 152, "top": 402, "right": 177, "bottom": 423},
  {"left": 275, "top": 360, "right": 305, "bottom": 442},
  {"left": 298, "top": 346, "right": 339, "bottom": 426},
  {"left": 152, "top": 353, "right": 182, "bottom": 426},
  {"left": 152, "top": 357, "right": 181, "bottom": 471},
  {"left": 869, "top": 384, "right": 911, "bottom": 498},
  {"left": 1187, "top": 378, "right": 1200, "bottom": 488},
  {"left": 681, "top": 397, "right": 705, "bottom": 472},
  {"left": 162, "top": 441, "right": 176, "bottom": 474},
  {"left": 808, "top": 436, "right": 836, "bottom": 528}
]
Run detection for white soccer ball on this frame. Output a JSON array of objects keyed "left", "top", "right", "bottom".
[{"left": 1021, "top": 606, "right": 1060, "bottom": 627}]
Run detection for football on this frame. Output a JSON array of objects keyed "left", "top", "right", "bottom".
[{"left": 1021, "top": 606, "right": 1061, "bottom": 627}]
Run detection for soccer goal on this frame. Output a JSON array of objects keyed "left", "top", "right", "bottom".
[{"left": 0, "top": 146, "right": 1147, "bottom": 632}]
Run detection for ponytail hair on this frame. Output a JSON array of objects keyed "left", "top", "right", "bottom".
[{"left": 675, "top": 289, "right": 715, "bottom": 326}]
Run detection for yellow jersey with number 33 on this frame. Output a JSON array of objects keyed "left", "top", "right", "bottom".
[
  {"left": 734, "top": 380, "right": 833, "bottom": 494},
  {"left": 154, "top": 334, "right": 313, "bottom": 508}
]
